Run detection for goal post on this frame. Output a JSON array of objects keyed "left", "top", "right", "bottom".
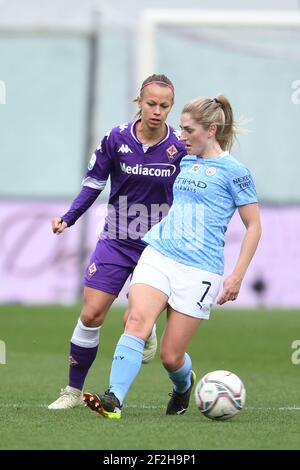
[{"left": 137, "top": 9, "right": 300, "bottom": 85}]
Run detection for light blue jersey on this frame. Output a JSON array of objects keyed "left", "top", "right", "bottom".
[{"left": 143, "top": 151, "right": 258, "bottom": 275}]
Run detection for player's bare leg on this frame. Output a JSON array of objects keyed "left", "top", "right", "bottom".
[
  {"left": 123, "top": 308, "right": 157, "bottom": 364},
  {"left": 160, "top": 307, "right": 201, "bottom": 415},
  {"left": 84, "top": 284, "right": 167, "bottom": 418}
]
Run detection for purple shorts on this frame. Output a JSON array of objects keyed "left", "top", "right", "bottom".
[{"left": 84, "top": 238, "right": 146, "bottom": 295}]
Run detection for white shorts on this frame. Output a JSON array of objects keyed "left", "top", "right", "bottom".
[{"left": 130, "top": 245, "right": 222, "bottom": 320}]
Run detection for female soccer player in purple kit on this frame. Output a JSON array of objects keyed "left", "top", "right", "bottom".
[{"left": 48, "top": 74, "right": 187, "bottom": 409}]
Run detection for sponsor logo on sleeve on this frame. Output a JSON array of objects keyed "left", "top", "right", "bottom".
[
  {"left": 232, "top": 174, "right": 252, "bottom": 191},
  {"left": 88, "top": 153, "right": 97, "bottom": 171}
]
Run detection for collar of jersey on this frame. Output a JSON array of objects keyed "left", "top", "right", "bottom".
[
  {"left": 130, "top": 119, "right": 170, "bottom": 147},
  {"left": 195, "top": 150, "right": 229, "bottom": 161}
]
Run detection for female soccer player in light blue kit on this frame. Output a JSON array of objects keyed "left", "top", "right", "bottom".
[
  {"left": 83, "top": 94, "right": 262, "bottom": 419},
  {"left": 48, "top": 75, "right": 187, "bottom": 410}
]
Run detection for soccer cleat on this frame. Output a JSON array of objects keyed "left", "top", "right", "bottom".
[
  {"left": 142, "top": 332, "right": 158, "bottom": 364},
  {"left": 166, "top": 370, "right": 196, "bottom": 415},
  {"left": 48, "top": 386, "right": 83, "bottom": 409},
  {"left": 83, "top": 390, "right": 122, "bottom": 419}
]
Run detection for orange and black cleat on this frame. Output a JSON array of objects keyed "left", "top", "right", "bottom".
[{"left": 83, "top": 390, "right": 122, "bottom": 419}]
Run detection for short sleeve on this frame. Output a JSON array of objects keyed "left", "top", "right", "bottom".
[{"left": 227, "top": 165, "right": 258, "bottom": 206}]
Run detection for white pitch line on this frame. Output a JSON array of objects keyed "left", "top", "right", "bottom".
[
  {"left": 0, "top": 404, "right": 48, "bottom": 408},
  {"left": 247, "top": 406, "right": 300, "bottom": 411},
  {"left": 0, "top": 404, "right": 300, "bottom": 411},
  {"left": 0, "top": 403, "right": 164, "bottom": 410}
]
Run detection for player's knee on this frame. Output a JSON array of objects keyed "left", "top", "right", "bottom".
[
  {"left": 125, "top": 308, "right": 148, "bottom": 338},
  {"left": 80, "top": 306, "right": 105, "bottom": 327},
  {"left": 160, "top": 348, "right": 181, "bottom": 371}
]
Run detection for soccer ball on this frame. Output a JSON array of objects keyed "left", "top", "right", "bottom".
[{"left": 194, "top": 370, "right": 246, "bottom": 420}]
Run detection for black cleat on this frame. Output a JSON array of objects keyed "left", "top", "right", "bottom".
[{"left": 166, "top": 370, "right": 196, "bottom": 415}]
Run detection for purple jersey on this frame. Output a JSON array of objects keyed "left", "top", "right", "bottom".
[{"left": 83, "top": 120, "right": 186, "bottom": 248}]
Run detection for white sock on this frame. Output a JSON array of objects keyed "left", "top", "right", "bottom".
[{"left": 71, "top": 318, "right": 101, "bottom": 348}]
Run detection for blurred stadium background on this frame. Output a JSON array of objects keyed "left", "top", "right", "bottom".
[
  {"left": 0, "top": 0, "right": 300, "bottom": 307},
  {"left": 1, "top": 0, "right": 300, "bottom": 452}
]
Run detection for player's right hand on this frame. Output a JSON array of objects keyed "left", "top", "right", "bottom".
[{"left": 52, "top": 217, "right": 68, "bottom": 235}]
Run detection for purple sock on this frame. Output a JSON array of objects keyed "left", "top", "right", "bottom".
[{"left": 69, "top": 342, "right": 98, "bottom": 391}]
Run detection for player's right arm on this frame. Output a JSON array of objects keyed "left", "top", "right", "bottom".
[{"left": 51, "top": 132, "right": 113, "bottom": 235}]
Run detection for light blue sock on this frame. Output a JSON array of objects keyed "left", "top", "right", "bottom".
[
  {"left": 167, "top": 353, "right": 192, "bottom": 394},
  {"left": 108, "top": 334, "right": 145, "bottom": 405}
]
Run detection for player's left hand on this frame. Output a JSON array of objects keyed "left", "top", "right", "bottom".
[{"left": 216, "top": 273, "right": 242, "bottom": 305}]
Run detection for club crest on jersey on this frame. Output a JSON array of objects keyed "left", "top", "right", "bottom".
[
  {"left": 206, "top": 167, "right": 217, "bottom": 176},
  {"left": 190, "top": 164, "right": 202, "bottom": 173},
  {"left": 87, "top": 262, "right": 97, "bottom": 278},
  {"left": 166, "top": 145, "right": 178, "bottom": 161}
]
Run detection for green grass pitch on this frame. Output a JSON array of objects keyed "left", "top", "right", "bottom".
[{"left": 0, "top": 305, "right": 300, "bottom": 450}]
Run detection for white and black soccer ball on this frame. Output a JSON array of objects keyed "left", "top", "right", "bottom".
[{"left": 195, "top": 370, "right": 246, "bottom": 420}]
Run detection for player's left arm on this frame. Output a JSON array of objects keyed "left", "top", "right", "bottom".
[{"left": 217, "top": 203, "right": 262, "bottom": 305}]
